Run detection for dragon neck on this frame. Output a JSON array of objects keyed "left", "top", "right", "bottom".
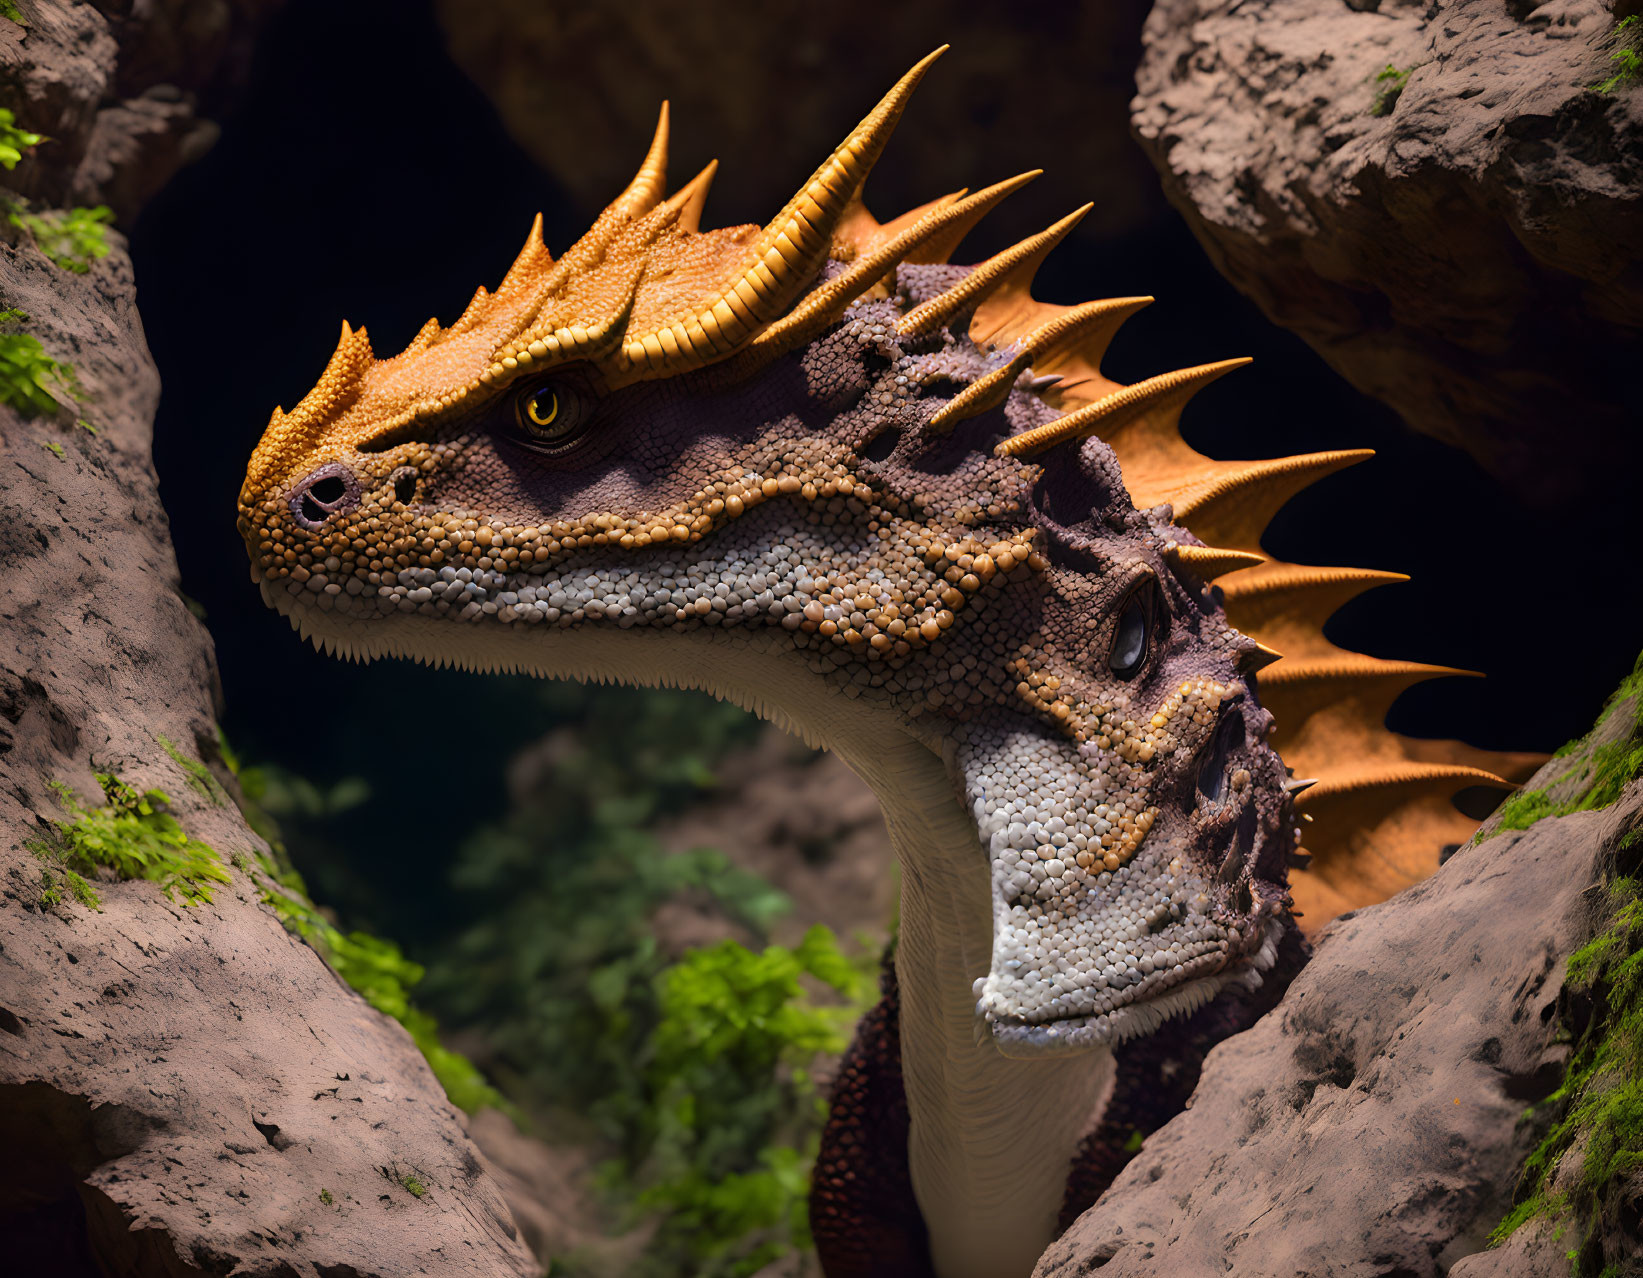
[
  {"left": 865, "top": 733, "right": 1114, "bottom": 1278},
  {"left": 268, "top": 604, "right": 1114, "bottom": 1277}
]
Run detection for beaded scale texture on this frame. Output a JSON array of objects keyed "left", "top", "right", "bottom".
[{"left": 239, "top": 48, "right": 1525, "bottom": 1276}]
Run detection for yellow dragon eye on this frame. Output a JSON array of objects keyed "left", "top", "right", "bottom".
[
  {"left": 515, "top": 382, "right": 587, "bottom": 448},
  {"left": 524, "top": 387, "right": 559, "bottom": 429}
]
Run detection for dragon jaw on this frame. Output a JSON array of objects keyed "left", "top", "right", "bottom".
[{"left": 240, "top": 49, "right": 1522, "bottom": 1278}]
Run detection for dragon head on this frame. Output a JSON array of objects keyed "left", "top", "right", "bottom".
[{"left": 239, "top": 49, "right": 1507, "bottom": 1059}]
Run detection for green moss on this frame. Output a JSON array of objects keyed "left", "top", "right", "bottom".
[
  {"left": 0, "top": 107, "right": 41, "bottom": 169},
  {"left": 0, "top": 3, "right": 23, "bottom": 28},
  {"left": 318, "top": 1187, "right": 334, "bottom": 1206},
  {"left": 1489, "top": 653, "right": 1643, "bottom": 835},
  {"left": 8, "top": 203, "right": 112, "bottom": 274},
  {"left": 28, "top": 774, "right": 229, "bottom": 910},
  {"left": 1369, "top": 63, "right": 1413, "bottom": 116},
  {"left": 0, "top": 308, "right": 78, "bottom": 417},
  {"left": 1491, "top": 866, "right": 1643, "bottom": 1271},
  {"left": 42, "top": 440, "right": 62, "bottom": 458},
  {"left": 159, "top": 735, "right": 227, "bottom": 805},
  {"left": 1594, "top": 15, "right": 1642, "bottom": 94},
  {"left": 400, "top": 1173, "right": 427, "bottom": 1198}
]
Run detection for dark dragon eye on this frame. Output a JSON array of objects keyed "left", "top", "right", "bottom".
[
  {"left": 1108, "top": 588, "right": 1153, "bottom": 680},
  {"left": 514, "top": 382, "right": 588, "bottom": 449}
]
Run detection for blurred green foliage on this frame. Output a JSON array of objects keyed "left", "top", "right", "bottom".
[
  {"left": 0, "top": 106, "right": 41, "bottom": 168},
  {"left": 424, "top": 684, "right": 777, "bottom": 1129},
  {"left": 29, "top": 773, "right": 228, "bottom": 909},
  {"left": 416, "top": 683, "right": 878, "bottom": 1274},
  {"left": 8, "top": 202, "right": 112, "bottom": 273},
  {"left": 0, "top": 307, "right": 78, "bottom": 417},
  {"left": 624, "top": 928, "right": 874, "bottom": 1276}
]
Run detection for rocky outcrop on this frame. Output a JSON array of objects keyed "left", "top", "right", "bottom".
[
  {"left": 1131, "top": 0, "right": 1642, "bottom": 508},
  {"left": 434, "top": 1, "right": 1160, "bottom": 242},
  {"left": 0, "top": 0, "right": 281, "bottom": 222},
  {"left": 0, "top": 7, "right": 540, "bottom": 1275},
  {"left": 1035, "top": 699, "right": 1642, "bottom": 1276}
]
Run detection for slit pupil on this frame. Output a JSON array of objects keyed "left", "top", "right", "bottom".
[{"left": 394, "top": 470, "right": 416, "bottom": 505}]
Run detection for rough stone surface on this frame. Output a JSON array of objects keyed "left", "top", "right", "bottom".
[
  {"left": 465, "top": 1108, "right": 610, "bottom": 1267},
  {"left": 435, "top": 0, "right": 1161, "bottom": 242},
  {"left": 1034, "top": 748, "right": 1641, "bottom": 1276},
  {"left": 0, "top": 16, "right": 540, "bottom": 1277},
  {"left": 1131, "top": 0, "right": 1642, "bottom": 508},
  {"left": 0, "top": 0, "right": 282, "bottom": 222}
]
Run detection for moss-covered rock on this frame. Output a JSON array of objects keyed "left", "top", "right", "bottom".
[{"left": 1483, "top": 653, "right": 1643, "bottom": 838}]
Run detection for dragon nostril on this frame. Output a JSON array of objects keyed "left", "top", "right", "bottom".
[
  {"left": 1197, "top": 706, "right": 1246, "bottom": 804},
  {"left": 288, "top": 463, "right": 361, "bottom": 530},
  {"left": 309, "top": 476, "right": 347, "bottom": 505},
  {"left": 861, "top": 429, "right": 898, "bottom": 463}
]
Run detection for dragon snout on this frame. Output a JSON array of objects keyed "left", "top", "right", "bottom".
[{"left": 287, "top": 462, "right": 362, "bottom": 530}]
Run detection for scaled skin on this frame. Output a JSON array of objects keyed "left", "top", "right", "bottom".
[{"left": 240, "top": 56, "right": 1313, "bottom": 1278}]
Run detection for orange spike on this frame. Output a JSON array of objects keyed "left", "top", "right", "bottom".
[
  {"left": 1163, "top": 543, "right": 1266, "bottom": 581},
  {"left": 898, "top": 203, "right": 1091, "bottom": 338},
  {"left": 1239, "top": 641, "right": 1285, "bottom": 674},
  {"left": 400, "top": 316, "right": 443, "bottom": 356},
  {"left": 722, "top": 173, "right": 1040, "bottom": 378},
  {"left": 615, "top": 47, "right": 947, "bottom": 380},
  {"left": 1287, "top": 769, "right": 1510, "bottom": 928},
  {"left": 447, "top": 285, "right": 493, "bottom": 336},
  {"left": 1220, "top": 563, "right": 1409, "bottom": 663},
  {"left": 664, "top": 159, "right": 719, "bottom": 234},
  {"left": 995, "top": 358, "right": 1249, "bottom": 458},
  {"left": 929, "top": 295, "right": 1152, "bottom": 429},
  {"left": 1259, "top": 656, "right": 1477, "bottom": 768},
  {"left": 845, "top": 187, "right": 969, "bottom": 259},
  {"left": 829, "top": 192, "right": 964, "bottom": 299},
  {"left": 496, "top": 213, "right": 552, "bottom": 296},
  {"left": 487, "top": 260, "right": 646, "bottom": 387},
  {"left": 909, "top": 172, "right": 1041, "bottom": 265},
  {"left": 610, "top": 101, "right": 670, "bottom": 222},
  {"left": 1166, "top": 449, "right": 1374, "bottom": 550},
  {"left": 1293, "top": 761, "right": 1509, "bottom": 810}
]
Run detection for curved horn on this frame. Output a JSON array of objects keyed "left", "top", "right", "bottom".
[
  {"left": 613, "top": 47, "right": 948, "bottom": 381},
  {"left": 665, "top": 159, "right": 719, "bottom": 234},
  {"left": 610, "top": 102, "right": 671, "bottom": 223}
]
